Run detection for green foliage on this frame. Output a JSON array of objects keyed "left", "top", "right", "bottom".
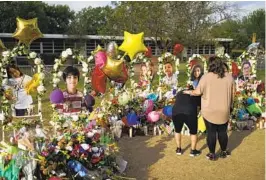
[
  {"left": 68, "top": 6, "right": 113, "bottom": 36},
  {"left": 0, "top": 1, "right": 74, "bottom": 34},
  {"left": 211, "top": 9, "right": 265, "bottom": 49}
]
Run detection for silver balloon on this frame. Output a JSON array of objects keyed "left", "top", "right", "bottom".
[{"left": 106, "top": 41, "right": 118, "bottom": 59}]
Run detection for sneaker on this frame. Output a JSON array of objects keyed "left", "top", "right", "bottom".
[
  {"left": 206, "top": 153, "right": 216, "bottom": 161},
  {"left": 219, "top": 151, "right": 231, "bottom": 158},
  {"left": 176, "top": 147, "right": 182, "bottom": 155},
  {"left": 190, "top": 149, "right": 201, "bottom": 157}
]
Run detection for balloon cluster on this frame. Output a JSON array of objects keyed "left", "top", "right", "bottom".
[{"left": 92, "top": 31, "right": 148, "bottom": 94}]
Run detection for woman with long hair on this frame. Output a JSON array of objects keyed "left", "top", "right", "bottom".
[{"left": 184, "top": 56, "right": 235, "bottom": 161}]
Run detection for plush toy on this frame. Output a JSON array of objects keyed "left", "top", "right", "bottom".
[{"left": 246, "top": 97, "right": 262, "bottom": 117}]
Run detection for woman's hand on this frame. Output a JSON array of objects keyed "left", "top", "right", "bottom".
[{"left": 183, "top": 90, "right": 191, "bottom": 95}]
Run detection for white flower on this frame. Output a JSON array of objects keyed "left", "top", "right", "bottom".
[
  {"left": 53, "top": 64, "right": 59, "bottom": 71},
  {"left": 2, "top": 79, "right": 8, "bottom": 85},
  {"left": 98, "top": 113, "right": 104, "bottom": 118},
  {"left": 82, "top": 67, "right": 89, "bottom": 73},
  {"left": 55, "top": 59, "right": 60, "bottom": 63},
  {"left": 72, "top": 115, "right": 79, "bottom": 121},
  {"left": 53, "top": 78, "right": 60, "bottom": 84},
  {"left": 2, "top": 51, "right": 10, "bottom": 57},
  {"left": 29, "top": 52, "right": 37, "bottom": 59},
  {"left": 37, "top": 85, "right": 45, "bottom": 93},
  {"left": 34, "top": 58, "right": 42, "bottom": 65},
  {"left": 159, "top": 64, "right": 163, "bottom": 69},
  {"left": 39, "top": 73, "right": 45, "bottom": 80},
  {"left": 57, "top": 71, "right": 63, "bottom": 77},
  {"left": 130, "top": 72, "right": 135, "bottom": 77},
  {"left": 82, "top": 62, "right": 88, "bottom": 68},
  {"left": 0, "top": 113, "right": 5, "bottom": 121},
  {"left": 158, "top": 57, "right": 162, "bottom": 62},
  {"left": 66, "top": 48, "right": 72, "bottom": 55},
  {"left": 87, "top": 56, "right": 93, "bottom": 63},
  {"left": 61, "top": 51, "right": 68, "bottom": 58}
]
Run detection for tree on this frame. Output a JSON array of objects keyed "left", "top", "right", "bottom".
[
  {"left": 44, "top": 4, "right": 75, "bottom": 34},
  {"left": 242, "top": 9, "right": 265, "bottom": 47},
  {"left": 0, "top": 1, "right": 74, "bottom": 34},
  {"left": 211, "top": 8, "right": 265, "bottom": 49},
  {"left": 101, "top": 1, "right": 236, "bottom": 54},
  {"left": 68, "top": 6, "right": 113, "bottom": 36}
]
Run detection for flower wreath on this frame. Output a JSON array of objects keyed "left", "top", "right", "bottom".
[
  {"left": 52, "top": 48, "right": 93, "bottom": 94},
  {"left": 236, "top": 51, "right": 258, "bottom": 77},
  {"left": 186, "top": 54, "right": 207, "bottom": 86},
  {"left": 0, "top": 45, "right": 46, "bottom": 115},
  {"left": 0, "top": 45, "right": 46, "bottom": 141},
  {"left": 157, "top": 52, "right": 179, "bottom": 86}
]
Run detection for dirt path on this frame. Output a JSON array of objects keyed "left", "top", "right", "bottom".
[{"left": 118, "top": 129, "right": 265, "bottom": 180}]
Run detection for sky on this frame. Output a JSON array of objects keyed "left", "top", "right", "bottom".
[{"left": 44, "top": 1, "right": 265, "bottom": 17}]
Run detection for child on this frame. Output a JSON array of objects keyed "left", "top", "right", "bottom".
[
  {"left": 162, "top": 61, "right": 178, "bottom": 88},
  {"left": 238, "top": 61, "right": 252, "bottom": 81},
  {"left": 56, "top": 66, "right": 85, "bottom": 115},
  {"left": 147, "top": 61, "right": 155, "bottom": 83},
  {"left": 138, "top": 63, "right": 149, "bottom": 87},
  {"left": 5, "top": 64, "right": 33, "bottom": 116},
  {"left": 190, "top": 64, "right": 204, "bottom": 89}
]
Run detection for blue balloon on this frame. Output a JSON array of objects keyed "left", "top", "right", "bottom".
[
  {"left": 147, "top": 93, "right": 159, "bottom": 102},
  {"left": 126, "top": 112, "right": 139, "bottom": 126},
  {"left": 67, "top": 160, "right": 89, "bottom": 177},
  {"left": 163, "top": 105, "right": 173, "bottom": 117}
]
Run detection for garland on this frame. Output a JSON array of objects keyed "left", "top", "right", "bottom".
[{"left": 186, "top": 54, "right": 207, "bottom": 87}]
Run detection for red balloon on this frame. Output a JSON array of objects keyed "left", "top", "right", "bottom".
[
  {"left": 91, "top": 66, "right": 107, "bottom": 94},
  {"left": 114, "top": 63, "right": 128, "bottom": 83},
  {"left": 173, "top": 44, "right": 184, "bottom": 55},
  {"left": 144, "top": 47, "right": 152, "bottom": 57},
  {"left": 231, "top": 62, "right": 240, "bottom": 78}
]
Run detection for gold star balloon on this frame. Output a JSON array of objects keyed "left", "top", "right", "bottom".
[
  {"left": 118, "top": 31, "right": 148, "bottom": 60},
  {"left": 101, "top": 56, "right": 124, "bottom": 80},
  {"left": 0, "top": 39, "right": 6, "bottom": 52},
  {"left": 12, "top": 17, "right": 43, "bottom": 46},
  {"left": 92, "top": 45, "right": 104, "bottom": 55}
]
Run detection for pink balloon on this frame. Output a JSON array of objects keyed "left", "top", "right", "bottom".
[
  {"left": 143, "top": 99, "right": 154, "bottom": 114},
  {"left": 147, "top": 111, "right": 160, "bottom": 123},
  {"left": 95, "top": 51, "right": 107, "bottom": 68}
]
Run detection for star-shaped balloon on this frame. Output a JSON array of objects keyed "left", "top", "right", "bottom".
[
  {"left": 101, "top": 56, "right": 124, "bottom": 81},
  {"left": 92, "top": 45, "right": 104, "bottom": 55},
  {"left": 119, "top": 31, "right": 148, "bottom": 60},
  {"left": 0, "top": 39, "right": 6, "bottom": 51},
  {"left": 0, "top": 39, "right": 6, "bottom": 55},
  {"left": 12, "top": 17, "right": 43, "bottom": 46}
]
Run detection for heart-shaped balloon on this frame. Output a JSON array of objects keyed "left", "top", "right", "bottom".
[
  {"left": 91, "top": 66, "right": 107, "bottom": 94},
  {"left": 147, "top": 111, "right": 160, "bottom": 123},
  {"left": 95, "top": 51, "right": 107, "bottom": 68}
]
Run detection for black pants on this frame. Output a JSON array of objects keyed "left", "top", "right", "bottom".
[
  {"left": 204, "top": 119, "right": 228, "bottom": 153},
  {"left": 15, "top": 109, "right": 27, "bottom": 116},
  {"left": 172, "top": 113, "right": 197, "bottom": 135}
]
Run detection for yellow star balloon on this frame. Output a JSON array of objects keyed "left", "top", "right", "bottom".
[
  {"left": 12, "top": 17, "right": 43, "bottom": 46},
  {"left": 118, "top": 31, "right": 148, "bottom": 60},
  {"left": 101, "top": 56, "right": 124, "bottom": 80},
  {"left": 24, "top": 73, "right": 41, "bottom": 94},
  {"left": 0, "top": 39, "right": 6, "bottom": 51}
]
